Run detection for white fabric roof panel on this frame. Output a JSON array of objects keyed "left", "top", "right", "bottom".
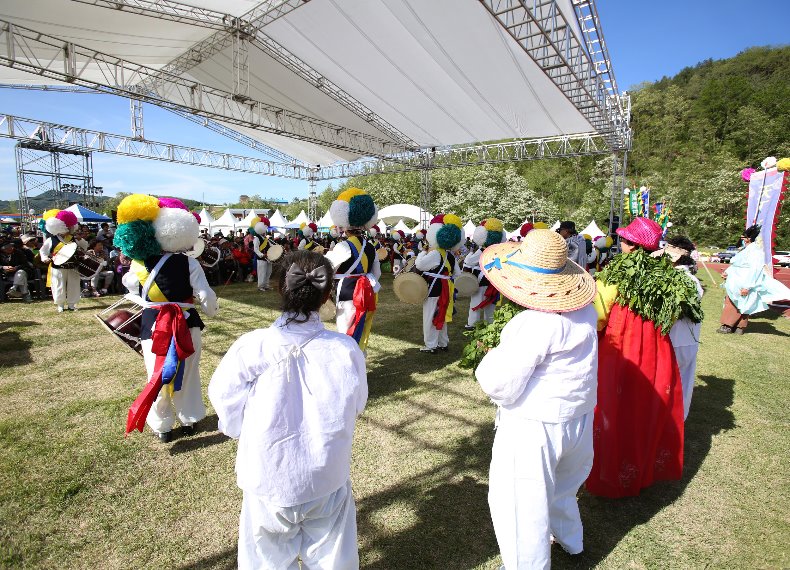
[{"left": 0, "top": 0, "right": 597, "bottom": 164}]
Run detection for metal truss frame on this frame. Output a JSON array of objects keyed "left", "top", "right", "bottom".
[
  {"left": 314, "top": 132, "right": 611, "bottom": 180},
  {"left": 0, "top": 114, "right": 312, "bottom": 180},
  {"left": 479, "top": 0, "right": 630, "bottom": 151},
  {"left": 0, "top": 83, "right": 304, "bottom": 164},
  {"left": 0, "top": 19, "right": 406, "bottom": 157},
  {"left": 73, "top": 0, "right": 417, "bottom": 150},
  {"left": 15, "top": 140, "right": 97, "bottom": 232}
]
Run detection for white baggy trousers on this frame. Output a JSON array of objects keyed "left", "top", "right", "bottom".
[
  {"left": 467, "top": 286, "right": 495, "bottom": 327},
  {"left": 422, "top": 296, "right": 449, "bottom": 350},
  {"left": 141, "top": 327, "right": 206, "bottom": 434},
  {"left": 51, "top": 267, "right": 81, "bottom": 307},
  {"left": 257, "top": 259, "right": 272, "bottom": 289},
  {"left": 489, "top": 412, "right": 593, "bottom": 570},
  {"left": 674, "top": 344, "right": 698, "bottom": 420},
  {"left": 239, "top": 479, "right": 359, "bottom": 570}
]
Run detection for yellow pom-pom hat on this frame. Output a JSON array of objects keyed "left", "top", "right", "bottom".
[{"left": 329, "top": 187, "right": 378, "bottom": 230}]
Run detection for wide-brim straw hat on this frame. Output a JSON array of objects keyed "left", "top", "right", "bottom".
[{"left": 479, "top": 229, "right": 596, "bottom": 312}]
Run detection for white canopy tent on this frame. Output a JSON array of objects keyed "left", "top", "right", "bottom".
[
  {"left": 392, "top": 219, "right": 412, "bottom": 235},
  {"left": 211, "top": 209, "right": 243, "bottom": 235},
  {"left": 268, "top": 209, "right": 289, "bottom": 229},
  {"left": 0, "top": 0, "right": 610, "bottom": 166},
  {"left": 463, "top": 220, "right": 477, "bottom": 239},
  {"left": 197, "top": 208, "right": 215, "bottom": 226},
  {"left": 316, "top": 211, "right": 334, "bottom": 229},
  {"left": 378, "top": 204, "right": 432, "bottom": 226},
  {"left": 580, "top": 220, "right": 606, "bottom": 238}
]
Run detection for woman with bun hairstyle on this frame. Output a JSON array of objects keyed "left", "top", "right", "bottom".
[{"left": 209, "top": 250, "right": 367, "bottom": 570}]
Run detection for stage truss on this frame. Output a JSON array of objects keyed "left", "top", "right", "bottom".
[{"left": 0, "top": 0, "right": 631, "bottom": 230}]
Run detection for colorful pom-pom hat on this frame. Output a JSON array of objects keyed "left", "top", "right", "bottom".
[
  {"left": 390, "top": 228, "right": 405, "bottom": 241},
  {"left": 369, "top": 224, "right": 381, "bottom": 238},
  {"left": 113, "top": 194, "right": 200, "bottom": 260},
  {"left": 329, "top": 188, "right": 378, "bottom": 230},
  {"left": 519, "top": 222, "right": 534, "bottom": 237},
  {"left": 427, "top": 214, "right": 463, "bottom": 250},
  {"left": 472, "top": 218, "right": 506, "bottom": 248},
  {"left": 300, "top": 221, "right": 318, "bottom": 238},
  {"left": 251, "top": 215, "right": 270, "bottom": 236},
  {"left": 480, "top": 229, "right": 596, "bottom": 313},
  {"left": 44, "top": 209, "right": 79, "bottom": 236}
]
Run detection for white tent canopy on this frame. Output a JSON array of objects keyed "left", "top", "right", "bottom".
[
  {"left": 211, "top": 209, "right": 242, "bottom": 234},
  {"left": 580, "top": 220, "right": 606, "bottom": 238},
  {"left": 378, "top": 204, "right": 431, "bottom": 225},
  {"left": 316, "top": 211, "right": 334, "bottom": 229},
  {"left": 197, "top": 208, "right": 215, "bottom": 225},
  {"left": 0, "top": 0, "right": 601, "bottom": 166},
  {"left": 463, "top": 220, "right": 476, "bottom": 239},
  {"left": 392, "top": 219, "right": 412, "bottom": 235},
  {"left": 268, "top": 209, "right": 288, "bottom": 229}
]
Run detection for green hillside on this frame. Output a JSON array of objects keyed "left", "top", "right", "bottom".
[{"left": 329, "top": 45, "right": 789, "bottom": 248}]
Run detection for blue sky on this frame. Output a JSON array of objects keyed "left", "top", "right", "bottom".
[{"left": 0, "top": 0, "right": 786, "bottom": 207}]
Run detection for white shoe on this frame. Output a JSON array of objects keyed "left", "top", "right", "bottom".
[{"left": 57, "top": 306, "right": 65, "bottom": 313}]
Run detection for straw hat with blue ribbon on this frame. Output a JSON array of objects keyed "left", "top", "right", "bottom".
[{"left": 479, "top": 229, "right": 596, "bottom": 312}]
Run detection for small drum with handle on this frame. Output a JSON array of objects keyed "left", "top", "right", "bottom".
[
  {"left": 52, "top": 241, "right": 78, "bottom": 268},
  {"left": 75, "top": 252, "right": 104, "bottom": 280},
  {"left": 393, "top": 259, "right": 428, "bottom": 305},
  {"left": 376, "top": 247, "right": 389, "bottom": 261},
  {"left": 96, "top": 295, "right": 144, "bottom": 356},
  {"left": 267, "top": 243, "right": 284, "bottom": 262},
  {"left": 454, "top": 272, "right": 480, "bottom": 297}
]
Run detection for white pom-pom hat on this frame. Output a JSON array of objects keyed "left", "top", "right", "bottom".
[{"left": 153, "top": 207, "right": 200, "bottom": 253}]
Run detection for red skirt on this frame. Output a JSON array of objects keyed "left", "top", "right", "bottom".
[{"left": 586, "top": 304, "right": 684, "bottom": 498}]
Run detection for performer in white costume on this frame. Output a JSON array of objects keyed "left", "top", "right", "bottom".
[
  {"left": 654, "top": 236, "right": 703, "bottom": 420},
  {"left": 209, "top": 250, "right": 367, "bottom": 570},
  {"left": 251, "top": 216, "right": 273, "bottom": 291},
  {"left": 324, "top": 188, "right": 381, "bottom": 352},
  {"left": 415, "top": 214, "right": 463, "bottom": 353},
  {"left": 38, "top": 209, "right": 81, "bottom": 312},
  {"left": 464, "top": 218, "right": 507, "bottom": 329},
  {"left": 116, "top": 195, "right": 218, "bottom": 442},
  {"left": 475, "top": 229, "right": 598, "bottom": 569},
  {"left": 298, "top": 222, "right": 320, "bottom": 251},
  {"left": 390, "top": 229, "right": 407, "bottom": 274}
]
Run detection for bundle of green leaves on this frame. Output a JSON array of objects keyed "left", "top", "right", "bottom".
[
  {"left": 598, "top": 248, "right": 704, "bottom": 334},
  {"left": 459, "top": 301, "right": 524, "bottom": 370}
]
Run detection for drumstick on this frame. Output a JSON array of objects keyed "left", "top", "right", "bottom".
[{"left": 217, "top": 271, "right": 236, "bottom": 297}]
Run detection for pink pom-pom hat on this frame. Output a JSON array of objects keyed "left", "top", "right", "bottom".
[{"left": 55, "top": 210, "right": 79, "bottom": 228}]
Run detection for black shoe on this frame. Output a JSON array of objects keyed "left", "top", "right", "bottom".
[
  {"left": 157, "top": 431, "right": 173, "bottom": 443},
  {"left": 438, "top": 346, "right": 449, "bottom": 352},
  {"left": 181, "top": 424, "right": 196, "bottom": 436},
  {"left": 463, "top": 325, "right": 475, "bottom": 331},
  {"left": 419, "top": 347, "right": 437, "bottom": 354}
]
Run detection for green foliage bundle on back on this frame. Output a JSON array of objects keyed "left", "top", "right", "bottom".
[
  {"left": 598, "top": 249, "right": 704, "bottom": 334},
  {"left": 459, "top": 301, "right": 524, "bottom": 370}
]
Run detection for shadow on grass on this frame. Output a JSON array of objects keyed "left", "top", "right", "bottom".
[
  {"left": 358, "top": 423, "right": 498, "bottom": 570},
  {"left": 553, "top": 375, "right": 736, "bottom": 569},
  {"left": 175, "top": 546, "right": 236, "bottom": 570},
  {"left": 168, "top": 415, "right": 230, "bottom": 456},
  {"left": 0, "top": 329, "right": 34, "bottom": 367}
]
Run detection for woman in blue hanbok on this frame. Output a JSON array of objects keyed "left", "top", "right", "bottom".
[{"left": 718, "top": 224, "right": 790, "bottom": 334}]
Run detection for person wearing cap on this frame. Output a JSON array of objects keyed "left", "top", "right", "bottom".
[
  {"left": 464, "top": 218, "right": 506, "bottom": 330},
  {"left": 39, "top": 209, "right": 82, "bottom": 312},
  {"left": 390, "top": 229, "right": 408, "bottom": 274},
  {"left": 251, "top": 217, "right": 273, "bottom": 291},
  {"left": 325, "top": 188, "right": 381, "bottom": 352},
  {"left": 415, "top": 214, "right": 463, "bottom": 353},
  {"left": 717, "top": 224, "right": 790, "bottom": 335},
  {"left": 474, "top": 229, "right": 598, "bottom": 569},
  {"left": 587, "top": 217, "right": 701, "bottom": 498},
  {"left": 557, "top": 221, "right": 588, "bottom": 270},
  {"left": 1, "top": 239, "right": 33, "bottom": 303},
  {"left": 654, "top": 236, "right": 703, "bottom": 420}
]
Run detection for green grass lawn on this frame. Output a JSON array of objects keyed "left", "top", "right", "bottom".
[{"left": 1, "top": 270, "right": 788, "bottom": 569}]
